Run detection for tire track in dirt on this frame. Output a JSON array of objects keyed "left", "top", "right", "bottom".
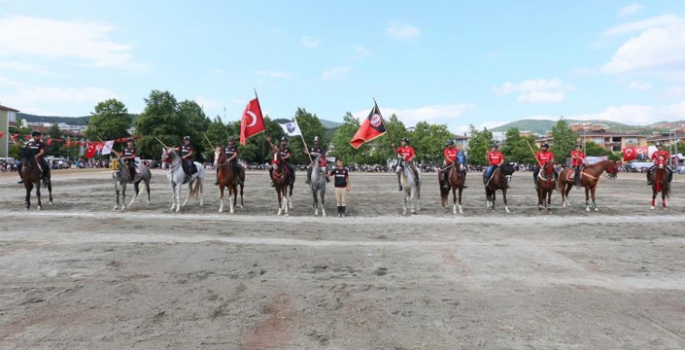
[{"left": 241, "top": 294, "right": 299, "bottom": 350}]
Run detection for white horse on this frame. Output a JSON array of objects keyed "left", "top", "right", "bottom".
[
  {"left": 309, "top": 152, "right": 327, "bottom": 217},
  {"left": 395, "top": 156, "right": 421, "bottom": 215},
  {"left": 111, "top": 157, "right": 151, "bottom": 211},
  {"left": 161, "top": 148, "right": 205, "bottom": 212}
]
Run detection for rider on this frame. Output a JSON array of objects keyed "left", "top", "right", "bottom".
[
  {"left": 570, "top": 143, "right": 587, "bottom": 187},
  {"left": 533, "top": 143, "right": 557, "bottom": 188},
  {"left": 267, "top": 136, "right": 295, "bottom": 186},
  {"left": 484, "top": 143, "right": 504, "bottom": 184},
  {"left": 17, "top": 131, "right": 50, "bottom": 184},
  {"left": 174, "top": 136, "right": 195, "bottom": 183},
  {"left": 441, "top": 140, "right": 467, "bottom": 189},
  {"left": 121, "top": 138, "right": 137, "bottom": 183},
  {"left": 393, "top": 137, "right": 419, "bottom": 186},
  {"left": 305, "top": 136, "right": 329, "bottom": 184},
  {"left": 647, "top": 143, "right": 672, "bottom": 185},
  {"left": 215, "top": 136, "right": 243, "bottom": 185}
]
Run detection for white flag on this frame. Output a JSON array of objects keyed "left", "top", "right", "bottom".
[
  {"left": 279, "top": 119, "right": 302, "bottom": 137},
  {"left": 101, "top": 140, "right": 115, "bottom": 155}
]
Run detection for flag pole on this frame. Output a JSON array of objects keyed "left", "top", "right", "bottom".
[
  {"left": 526, "top": 139, "right": 542, "bottom": 167},
  {"left": 295, "top": 116, "right": 313, "bottom": 163}
]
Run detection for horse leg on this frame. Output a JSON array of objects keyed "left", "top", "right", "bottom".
[
  {"left": 538, "top": 188, "right": 543, "bottom": 211},
  {"left": 182, "top": 181, "right": 192, "bottom": 206},
  {"left": 547, "top": 188, "right": 552, "bottom": 213},
  {"left": 169, "top": 183, "right": 176, "bottom": 211},
  {"left": 452, "top": 187, "right": 457, "bottom": 215},
  {"left": 503, "top": 189, "right": 510, "bottom": 213},
  {"left": 458, "top": 187, "right": 464, "bottom": 214},
  {"left": 276, "top": 188, "right": 283, "bottom": 215},
  {"left": 564, "top": 184, "right": 572, "bottom": 207},
  {"left": 25, "top": 183, "right": 31, "bottom": 211},
  {"left": 47, "top": 179, "right": 53, "bottom": 205},
  {"left": 176, "top": 183, "right": 182, "bottom": 212},
  {"left": 35, "top": 181, "right": 42, "bottom": 210},
  {"left": 199, "top": 178, "right": 204, "bottom": 207},
  {"left": 128, "top": 181, "right": 139, "bottom": 208},
  {"left": 584, "top": 186, "right": 590, "bottom": 212},
  {"left": 410, "top": 188, "right": 416, "bottom": 214},
  {"left": 219, "top": 185, "right": 225, "bottom": 213},
  {"left": 591, "top": 187, "right": 598, "bottom": 211},
  {"left": 146, "top": 179, "right": 151, "bottom": 205},
  {"left": 228, "top": 186, "right": 235, "bottom": 214},
  {"left": 662, "top": 190, "right": 667, "bottom": 208},
  {"left": 313, "top": 187, "right": 319, "bottom": 216},
  {"left": 320, "top": 185, "right": 326, "bottom": 217},
  {"left": 492, "top": 191, "right": 497, "bottom": 211},
  {"left": 283, "top": 189, "right": 289, "bottom": 215},
  {"left": 288, "top": 185, "right": 294, "bottom": 209},
  {"left": 651, "top": 189, "right": 656, "bottom": 210},
  {"left": 403, "top": 191, "right": 408, "bottom": 215},
  {"left": 239, "top": 183, "right": 244, "bottom": 208},
  {"left": 114, "top": 181, "right": 120, "bottom": 210}
]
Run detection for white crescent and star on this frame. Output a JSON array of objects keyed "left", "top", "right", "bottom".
[{"left": 246, "top": 111, "right": 257, "bottom": 127}]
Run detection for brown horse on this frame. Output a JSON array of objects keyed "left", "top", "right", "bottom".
[
  {"left": 270, "top": 145, "right": 295, "bottom": 215},
  {"left": 214, "top": 148, "right": 245, "bottom": 213},
  {"left": 439, "top": 163, "right": 466, "bottom": 214},
  {"left": 650, "top": 163, "right": 670, "bottom": 209},
  {"left": 536, "top": 161, "right": 555, "bottom": 213},
  {"left": 558, "top": 159, "right": 613, "bottom": 211},
  {"left": 484, "top": 162, "right": 515, "bottom": 213},
  {"left": 19, "top": 148, "right": 53, "bottom": 210}
]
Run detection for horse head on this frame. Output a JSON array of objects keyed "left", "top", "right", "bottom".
[
  {"left": 161, "top": 147, "right": 178, "bottom": 164},
  {"left": 271, "top": 145, "right": 282, "bottom": 166},
  {"left": 542, "top": 161, "right": 555, "bottom": 178},
  {"left": 394, "top": 156, "right": 405, "bottom": 175},
  {"left": 214, "top": 147, "right": 224, "bottom": 167}
]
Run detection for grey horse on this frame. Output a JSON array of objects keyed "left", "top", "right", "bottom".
[
  {"left": 112, "top": 157, "right": 151, "bottom": 210},
  {"left": 309, "top": 152, "right": 327, "bottom": 216},
  {"left": 394, "top": 156, "right": 421, "bottom": 215}
]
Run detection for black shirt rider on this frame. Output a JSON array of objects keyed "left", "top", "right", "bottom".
[
  {"left": 330, "top": 168, "right": 349, "bottom": 188},
  {"left": 181, "top": 145, "right": 193, "bottom": 158},
  {"left": 26, "top": 140, "right": 46, "bottom": 156},
  {"left": 280, "top": 146, "right": 292, "bottom": 161},
  {"left": 224, "top": 145, "right": 238, "bottom": 158}
]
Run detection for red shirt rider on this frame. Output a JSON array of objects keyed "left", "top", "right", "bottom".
[
  {"left": 570, "top": 146, "right": 586, "bottom": 166},
  {"left": 487, "top": 149, "right": 504, "bottom": 165},
  {"left": 536, "top": 148, "right": 555, "bottom": 165},
  {"left": 444, "top": 147, "right": 458, "bottom": 165},
  {"left": 395, "top": 138, "right": 416, "bottom": 162},
  {"left": 651, "top": 147, "right": 670, "bottom": 166}
]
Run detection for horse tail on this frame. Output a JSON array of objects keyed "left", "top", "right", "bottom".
[{"left": 190, "top": 179, "right": 201, "bottom": 198}]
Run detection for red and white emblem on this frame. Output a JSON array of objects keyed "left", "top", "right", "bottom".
[{"left": 370, "top": 113, "right": 382, "bottom": 127}]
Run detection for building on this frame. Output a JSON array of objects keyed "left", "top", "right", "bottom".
[
  {"left": 453, "top": 134, "right": 470, "bottom": 150},
  {"left": 647, "top": 127, "right": 685, "bottom": 155},
  {"left": 0, "top": 104, "right": 20, "bottom": 158},
  {"left": 534, "top": 128, "right": 648, "bottom": 152}
]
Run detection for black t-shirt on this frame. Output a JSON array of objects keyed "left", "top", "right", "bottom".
[
  {"left": 123, "top": 147, "right": 136, "bottom": 157},
  {"left": 181, "top": 145, "right": 194, "bottom": 157},
  {"left": 309, "top": 145, "right": 325, "bottom": 155},
  {"left": 224, "top": 145, "right": 238, "bottom": 158},
  {"left": 280, "top": 146, "right": 292, "bottom": 159},
  {"left": 329, "top": 168, "right": 349, "bottom": 188},
  {"left": 26, "top": 141, "right": 45, "bottom": 155}
]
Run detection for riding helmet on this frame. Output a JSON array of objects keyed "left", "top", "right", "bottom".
[
  {"left": 542, "top": 143, "right": 549, "bottom": 148},
  {"left": 31, "top": 130, "right": 41, "bottom": 137},
  {"left": 126, "top": 137, "right": 134, "bottom": 143},
  {"left": 491, "top": 143, "right": 499, "bottom": 149},
  {"left": 183, "top": 136, "right": 191, "bottom": 141},
  {"left": 228, "top": 136, "right": 235, "bottom": 142},
  {"left": 656, "top": 142, "right": 663, "bottom": 147},
  {"left": 446, "top": 140, "right": 454, "bottom": 146},
  {"left": 314, "top": 136, "right": 320, "bottom": 142},
  {"left": 402, "top": 137, "right": 409, "bottom": 143},
  {"left": 280, "top": 136, "right": 288, "bottom": 142}
]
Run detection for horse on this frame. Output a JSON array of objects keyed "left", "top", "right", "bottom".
[
  {"left": 650, "top": 162, "right": 670, "bottom": 210},
  {"left": 161, "top": 148, "right": 205, "bottom": 212},
  {"left": 395, "top": 156, "right": 421, "bottom": 215},
  {"left": 111, "top": 157, "right": 151, "bottom": 211},
  {"left": 213, "top": 148, "right": 245, "bottom": 213},
  {"left": 309, "top": 152, "right": 327, "bottom": 217},
  {"left": 439, "top": 163, "right": 466, "bottom": 214},
  {"left": 18, "top": 148, "right": 52, "bottom": 210},
  {"left": 558, "top": 159, "right": 613, "bottom": 211},
  {"left": 535, "top": 161, "right": 555, "bottom": 213},
  {"left": 270, "top": 145, "right": 295, "bottom": 215},
  {"left": 484, "top": 162, "right": 515, "bottom": 213}
]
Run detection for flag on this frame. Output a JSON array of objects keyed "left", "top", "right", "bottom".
[
  {"left": 65, "top": 140, "right": 71, "bottom": 148},
  {"left": 623, "top": 146, "right": 649, "bottom": 161},
  {"left": 278, "top": 119, "right": 302, "bottom": 137},
  {"left": 0, "top": 132, "right": 4, "bottom": 138},
  {"left": 240, "top": 98, "right": 266, "bottom": 146},
  {"left": 95, "top": 142, "right": 104, "bottom": 156},
  {"left": 101, "top": 140, "right": 114, "bottom": 155},
  {"left": 46, "top": 138, "right": 53, "bottom": 146},
  {"left": 350, "top": 102, "right": 387, "bottom": 149},
  {"left": 85, "top": 142, "right": 98, "bottom": 159},
  {"left": 80, "top": 141, "right": 86, "bottom": 148}
]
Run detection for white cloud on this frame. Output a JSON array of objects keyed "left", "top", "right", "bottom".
[
  {"left": 603, "top": 15, "right": 685, "bottom": 74},
  {"left": 0, "top": 75, "right": 21, "bottom": 86},
  {"left": 453, "top": 121, "right": 504, "bottom": 136},
  {"left": 628, "top": 81, "right": 652, "bottom": 90},
  {"left": 0, "top": 60, "right": 55, "bottom": 75},
  {"left": 194, "top": 96, "right": 222, "bottom": 110},
  {"left": 251, "top": 69, "right": 290, "bottom": 78},
  {"left": 493, "top": 79, "right": 574, "bottom": 103},
  {"left": 353, "top": 103, "right": 476, "bottom": 128},
  {"left": 618, "top": 3, "right": 644, "bottom": 17},
  {"left": 300, "top": 36, "right": 319, "bottom": 48},
  {"left": 214, "top": 68, "right": 226, "bottom": 74},
  {"left": 321, "top": 67, "right": 351, "bottom": 80},
  {"left": 386, "top": 22, "right": 421, "bottom": 39},
  {"left": 523, "top": 100, "right": 685, "bottom": 125},
  {"left": 0, "top": 15, "right": 141, "bottom": 70},
  {"left": 3, "top": 86, "right": 117, "bottom": 110},
  {"left": 602, "top": 14, "right": 680, "bottom": 36},
  {"left": 351, "top": 45, "right": 372, "bottom": 60}
]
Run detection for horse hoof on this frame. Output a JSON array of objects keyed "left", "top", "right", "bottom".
[
  {"left": 505, "top": 208, "right": 510, "bottom": 213},
  {"left": 37, "top": 206, "right": 41, "bottom": 211},
  {"left": 49, "top": 201, "right": 53, "bottom": 205},
  {"left": 586, "top": 207, "right": 590, "bottom": 212},
  {"left": 459, "top": 209, "right": 463, "bottom": 214},
  {"left": 650, "top": 206, "right": 655, "bottom": 210},
  {"left": 230, "top": 209, "right": 235, "bottom": 214},
  {"left": 322, "top": 212, "right": 327, "bottom": 217},
  {"left": 594, "top": 208, "right": 599, "bottom": 211},
  {"left": 113, "top": 206, "right": 118, "bottom": 211}
]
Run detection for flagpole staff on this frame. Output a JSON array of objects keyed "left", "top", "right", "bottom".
[
  {"left": 294, "top": 116, "right": 313, "bottom": 163},
  {"left": 526, "top": 140, "right": 542, "bottom": 167},
  {"left": 155, "top": 137, "right": 170, "bottom": 149}
]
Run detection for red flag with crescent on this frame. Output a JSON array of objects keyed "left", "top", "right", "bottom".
[
  {"left": 240, "top": 98, "right": 266, "bottom": 146},
  {"left": 65, "top": 140, "right": 71, "bottom": 148},
  {"left": 350, "top": 103, "right": 387, "bottom": 149},
  {"left": 622, "top": 147, "right": 637, "bottom": 161},
  {"left": 85, "top": 142, "right": 98, "bottom": 159}
]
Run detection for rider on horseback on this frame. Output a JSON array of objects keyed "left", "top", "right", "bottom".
[
  {"left": 393, "top": 138, "right": 419, "bottom": 186},
  {"left": 647, "top": 143, "right": 672, "bottom": 185},
  {"left": 174, "top": 136, "right": 196, "bottom": 184},
  {"left": 267, "top": 136, "right": 295, "bottom": 187},
  {"left": 305, "top": 136, "right": 329, "bottom": 184},
  {"left": 17, "top": 131, "right": 50, "bottom": 184},
  {"left": 442, "top": 140, "right": 467, "bottom": 190},
  {"left": 120, "top": 138, "right": 137, "bottom": 183},
  {"left": 215, "top": 136, "right": 243, "bottom": 186},
  {"left": 570, "top": 143, "right": 587, "bottom": 187},
  {"left": 533, "top": 143, "right": 557, "bottom": 188},
  {"left": 484, "top": 143, "right": 504, "bottom": 185}
]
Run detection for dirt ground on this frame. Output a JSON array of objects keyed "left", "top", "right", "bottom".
[{"left": 1, "top": 169, "right": 684, "bottom": 349}]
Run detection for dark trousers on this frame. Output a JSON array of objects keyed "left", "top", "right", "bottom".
[
  {"left": 128, "top": 160, "right": 136, "bottom": 181},
  {"left": 647, "top": 165, "right": 673, "bottom": 183}
]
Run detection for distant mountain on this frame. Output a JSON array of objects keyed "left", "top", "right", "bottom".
[
  {"left": 490, "top": 119, "right": 681, "bottom": 135},
  {"left": 320, "top": 119, "right": 342, "bottom": 129}
]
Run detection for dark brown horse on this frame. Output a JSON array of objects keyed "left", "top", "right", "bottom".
[
  {"left": 484, "top": 162, "right": 515, "bottom": 213},
  {"left": 650, "top": 162, "right": 670, "bottom": 209},
  {"left": 270, "top": 145, "right": 295, "bottom": 215},
  {"left": 439, "top": 163, "right": 466, "bottom": 214},
  {"left": 214, "top": 148, "right": 245, "bottom": 213},
  {"left": 558, "top": 159, "right": 613, "bottom": 211},
  {"left": 536, "top": 161, "right": 555, "bottom": 213},
  {"left": 19, "top": 148, "right": 53, "bottom": 210}
]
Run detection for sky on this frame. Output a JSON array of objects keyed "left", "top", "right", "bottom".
[{"left": 1, "top": 0, "right": 685, "bottom": 134}]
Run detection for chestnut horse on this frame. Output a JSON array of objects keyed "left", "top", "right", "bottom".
[
  {"left": 484, "top": 162, "right": 515, "bottom": 213},
  {"left": 19, "top": 148, "right": 53, "bottom": 210},
  {"left": 650, "top": 162, "right": 670, "bottom": 210},
  {"left": 270, "top": 145, "right": 295, "bottom": 215},
  {"left": 214, "top": 148, "right": 245, "bottom": 213},
  {"left": 558, "top": 159, "right": 613, "bottom": 211},
  {"left": 536, "top": 161, "right": 555, "bottom": 213},
  {"left": 439, "top": 163, "right": 466, "bottom": 214}
]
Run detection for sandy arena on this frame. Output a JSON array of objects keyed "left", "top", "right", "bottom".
[{"left": 0, "top": 169, "right": 684, "bottom": 350}]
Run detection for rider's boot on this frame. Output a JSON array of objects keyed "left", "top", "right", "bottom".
[
  {"left": 341, "top": 206, "right": 346, "bottom": 217},
  {"left": 17, "top": 179, "right": 23, "bottom": 184}
]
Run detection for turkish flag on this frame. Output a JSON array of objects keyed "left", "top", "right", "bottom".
[
  {"left": 66, "top": 140, "right": 71, "bottom": 148},
  {"left": 46, "top": 138, "right": 53, "bottom": 146},
  {"left": 240, "top": 98, "right": 266, "bottom": 146},
  {"left": 0, "top": 132, "right": 4, "bottom": 138},
  {"left": 24, "top": 135, "right": 31, "bottom": 140},
  {"left": 350, "top": 103, "right": 387, "bottom": 149},
  {"left": 80, "top": 141, "right": 85, "bottom": 147},
  {"left": 623, "top": 147, "right": 637, "bottom": 161},
  {"left": 85, "top": 142, "right": 98, "bottom": 159}
]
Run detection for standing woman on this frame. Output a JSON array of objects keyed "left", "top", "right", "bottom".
[{"left": 328, "top": 158, "right": 351, "bottom": 217}]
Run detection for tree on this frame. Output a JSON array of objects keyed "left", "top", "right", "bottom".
[
  {"left": 177, "top": 100, "right": 210, "bottom": 161},
  {"left": 584, "top": 141, "right": 613, "bottom": 157},
  {"left": 467, "top": 125, "right": 493, "bottom": 167},
  {"left": 135, "top": 90, "right": 182, "bottom": 158},
  {"left": 501, "top": 127, "right": 537, "bottom": 164},
  {"left": 550, "top": 119, "right": 576, "bottom": 165},
  {"left": 372, "top": 113, "right": 408, "bottom": 163},
  {"left": 411, "top": 122, "right": 453, "bottom": 163},
  {"left": 331, "top": 112, "right": 363, "bottom": 164},
  {"left": 85, "top": 99, "right": 132, "bottom": 143},
  {"left": 291, "top": 107, "right": 326, "bottom": 165}
]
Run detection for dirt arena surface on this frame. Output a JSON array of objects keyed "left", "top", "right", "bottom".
[{"left": 1, "top": 169, "right": 684, "bottom": 349}]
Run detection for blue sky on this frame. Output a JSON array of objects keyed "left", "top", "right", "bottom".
[{"left": 1, "top": 0, "right": 685, "bottom": 133}]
